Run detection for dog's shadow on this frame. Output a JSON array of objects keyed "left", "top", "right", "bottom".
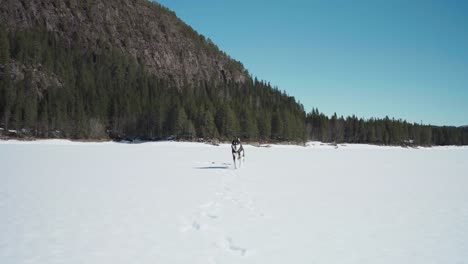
[
  {"left": 194, "top": 166, "right": 229, "bottom": 170},
  {"left": 194, "top": 163, "right": 231, "bottom": 170}
]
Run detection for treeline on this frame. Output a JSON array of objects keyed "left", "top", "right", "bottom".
[
  {"left": 1, "top": 27, "right": 466, "bottom": 145},
  {"left": 0, "top": 27, "right": 306, "bottom": 142},
  {"left": 306, "top": 108, "right": 468, "bottom": 146}
]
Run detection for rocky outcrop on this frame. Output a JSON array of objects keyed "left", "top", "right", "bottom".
[
  {"left": 0, "top": 61, "right": 63, "bottom": 99},
  {"left": 0, "top": 0, "right": 248, "bottom": 88}
]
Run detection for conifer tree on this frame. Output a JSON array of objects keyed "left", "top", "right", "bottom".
[
  {"left": 271, "top": 111, "right": 284, "bottom": 140},
  {"left": 240, "top": 108, "right": 258, "bottom": 140},
  {"left": 215, "top": 104, "right": 239, "bottom": 140},
  {"left": 0, "top": 26, "right": 12, "bottom": 130}
]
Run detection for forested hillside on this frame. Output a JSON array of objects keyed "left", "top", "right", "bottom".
[{"left": 0, "top": 24, "right": 305, "bottom": 141}]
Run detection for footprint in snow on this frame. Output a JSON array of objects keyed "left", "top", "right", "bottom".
[
  {"left": 225, "top": 236, "right": 248, "bottom": 256},
  {"left": 192, "top": 221, "right": 201, "bottom": 231},
  {"left": 207, "top": 214, "right": 218, "bottom": 219}
]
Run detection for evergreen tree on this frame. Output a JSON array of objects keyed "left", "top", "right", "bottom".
[
  {"left": 197, "top": 109, "right": 218, "bottom": 139},
  {"left": 271, "top": 111, "right": 284, "bottom": 140},
  {"left": 257, "top": 110, "right": 271, "bottom": 140},
  {"left": 0, "top": 26, "right": 12, "bottom": 130},
  {"left": 215, "top": 104, "right": 240, "bottom": 140},
  {"left": 239, "top": 108, "right": 258, "bottom": 140},
  {"left": 0, "top": 25, "right": 9, "bottom": 64}
]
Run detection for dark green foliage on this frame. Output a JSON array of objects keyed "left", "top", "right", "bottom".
[
  {"left": 0, "top": 26, "right": 12, "bottom": 130},
  {"left": 239, "top": 108, "right": 258, "bottom": 140},
  {"left": 215, "top": 104, "right": 240, "bottom": 139},
  {"left": 306, "top": 108, "right": 468, "bottom": 146},
  {"left": 0, "top": 28, "right": 307, "bottom": 142},
  {"left": 0, "top": 26, "right": 9, "bottom": 64},
  {"left": 196, "top": 108, "right": 219, "bottom": 139}
]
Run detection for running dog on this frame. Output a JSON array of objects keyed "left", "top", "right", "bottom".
[{"left": 231, "top": 138, "right": 245, "bottom": 169}]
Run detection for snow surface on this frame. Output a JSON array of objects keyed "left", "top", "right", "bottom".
[{"left": 1, "top": 140, "right": 468, "bottom": 264}]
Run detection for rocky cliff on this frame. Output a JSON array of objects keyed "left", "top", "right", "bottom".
[{"left": 0, "top": 0, "right": 248, "bottom": 88}]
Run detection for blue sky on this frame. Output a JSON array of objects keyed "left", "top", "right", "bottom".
[{"left": 156, "top": 0, "right": 468, "bottom": 126}]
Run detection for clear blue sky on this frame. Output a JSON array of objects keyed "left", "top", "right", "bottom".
[{"left": 156, "top": 0, "right": 468, "bottom": 126}]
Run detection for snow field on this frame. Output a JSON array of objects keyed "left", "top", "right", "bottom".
[{"left": 1, "top": 141, "right": 468, "bottom": 264}]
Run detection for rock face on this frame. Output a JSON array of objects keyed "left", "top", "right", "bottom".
[
  {"left": 0, "top": 0, "right": 248, "bottom": 88},
  {"left": 0, "top": 61, "right": 63, "bottom": 99}
]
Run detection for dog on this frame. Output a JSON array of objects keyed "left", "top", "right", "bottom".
[{"left": 231, "top": 138, "right": 245, "bottom": 169}]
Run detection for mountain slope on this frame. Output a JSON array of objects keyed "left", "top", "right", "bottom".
[
  {"left": 0, "top": 0, "right": 307, "bottom": 141},
  {"left": 0, "top": 0, "right": 247, "bottom": 88}
]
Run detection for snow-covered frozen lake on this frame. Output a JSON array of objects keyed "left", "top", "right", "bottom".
[{"left": 1, "top": 140, "right": 468, "bottom": 264}]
